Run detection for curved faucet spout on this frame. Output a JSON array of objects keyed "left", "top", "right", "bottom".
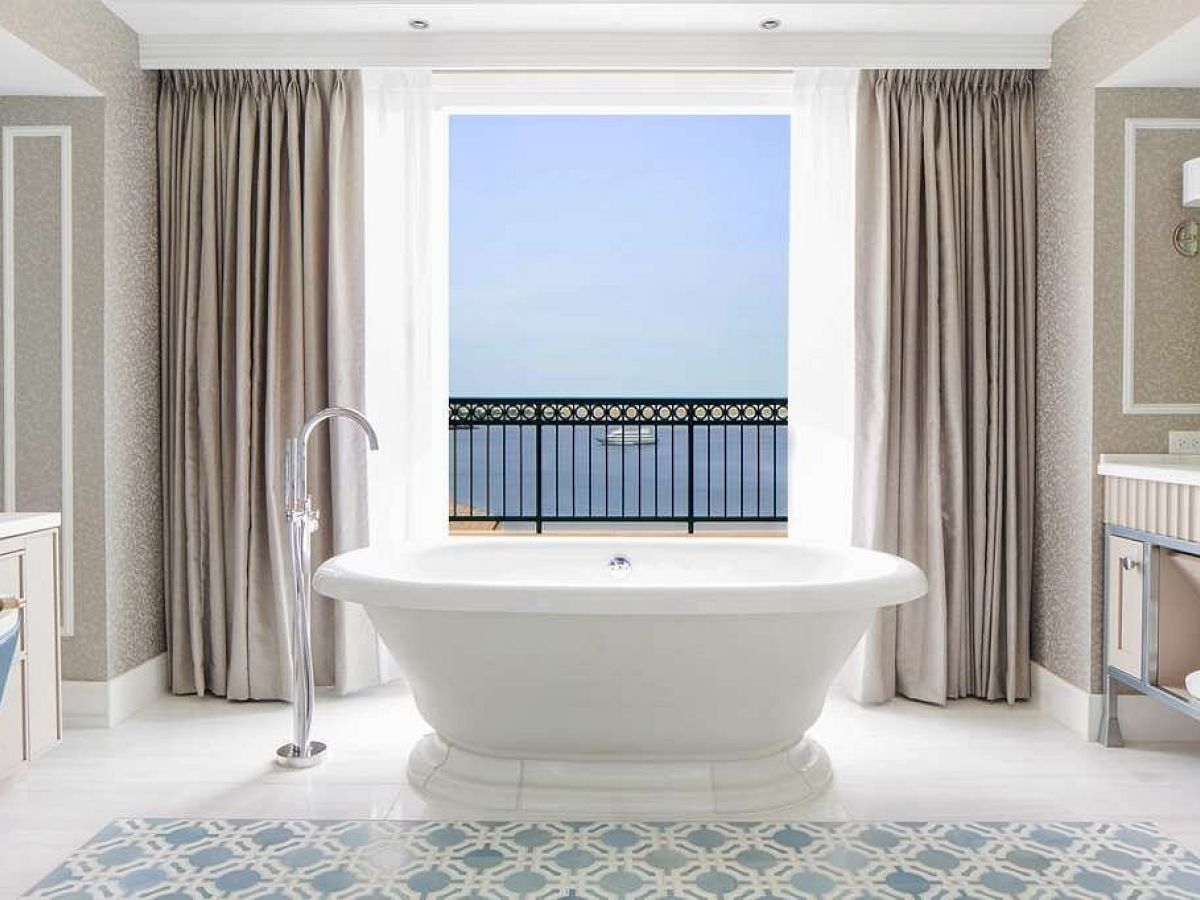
[
  {"left": 287, "top": 406, "right": 380, "bottom": 519},
  {"left": 298, "top": 406, "right": 380, "bottom": 452}
]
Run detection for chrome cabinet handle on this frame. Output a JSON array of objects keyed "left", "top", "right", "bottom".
[{"left": 1119, "top": 555, "right": 1140, "bottom": 572}]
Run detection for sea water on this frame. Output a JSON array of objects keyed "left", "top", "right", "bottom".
[{"left": 450, "top": 425, "right": 787, "bottom": 522}]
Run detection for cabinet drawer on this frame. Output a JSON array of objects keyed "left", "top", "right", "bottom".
[
  {"left": 0, "top": 528, "right": 61, "bottom": 773},
  {"left": 1106, "top": 535, "right": 1145, "bottom": 678}
]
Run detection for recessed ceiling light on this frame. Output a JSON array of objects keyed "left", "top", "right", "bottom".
[
  {"left": 759, "top": 18, "right": 782, "bottom": 31},
  {"left": 408, "top": 18, "right": 430, "bottom": 30}
]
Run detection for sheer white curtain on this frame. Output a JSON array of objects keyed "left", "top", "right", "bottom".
[
  {"left": 358, "top": 67, "right": 863, "bottom": 687},
  {"left": 362, "top": 69, "right": 446, "bottom": 683},
  {"left": 789, "top": 69, "right": 874, "bottom": 700},
  {"left": 788, "top": 69, "right": 858, "bottom": 545},
  {"left": 364, "top": 69, "right": 448, "bottom": 553}
]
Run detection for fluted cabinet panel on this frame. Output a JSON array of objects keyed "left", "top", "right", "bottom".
[{"left": 1104, "top": 476, "right": 1200, "bottom": 540}]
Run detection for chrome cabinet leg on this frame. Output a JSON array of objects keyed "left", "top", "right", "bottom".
[{"left": 1099, "top": 673, "right": 1124, "bottom": 748}]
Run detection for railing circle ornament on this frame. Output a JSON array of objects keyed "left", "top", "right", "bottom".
[{"left": 448, "top": 398, "right": 786, "bottom": 426}]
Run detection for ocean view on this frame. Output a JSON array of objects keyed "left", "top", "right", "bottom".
[
  {"left": 451, "top": 423, "right": 787, "bottom": 523},
  {"left": 449, "top": 116, "right": 789, "bottom": 529}
]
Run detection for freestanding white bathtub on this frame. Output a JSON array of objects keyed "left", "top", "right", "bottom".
[{"left": 313, "top": 539, "right": 926, "bottom": 814}]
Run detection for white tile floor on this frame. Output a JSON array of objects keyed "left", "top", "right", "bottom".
[{"left": 2, "top": 682, "right": 1199, "bottom": 897}]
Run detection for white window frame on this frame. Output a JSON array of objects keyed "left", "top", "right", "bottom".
[
  {"left": 431, "top": 70, "right": 797, "bottom": 535},
  {"left": 431, "top": 69, "right": 795, "bottom": 114}
]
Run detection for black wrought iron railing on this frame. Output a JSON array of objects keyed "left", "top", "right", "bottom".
[{"left": 449, "top": 398, "right": 788, "bottom": 532}]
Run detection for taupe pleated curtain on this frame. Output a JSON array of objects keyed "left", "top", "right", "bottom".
[
  {"left": 852, "top": 70, "right": 1035, "bottom": 705},
  {"left": 159, "top": 70, "right": 376, "bottom": 700}
]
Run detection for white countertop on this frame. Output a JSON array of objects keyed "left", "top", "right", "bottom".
[
  {"left": 0, "top": 512, "right": 61, "bottom": 541},
  {"left": 1098, "top": 454, "right": 1200, "bottom": 487}
]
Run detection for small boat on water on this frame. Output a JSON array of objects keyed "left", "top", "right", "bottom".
[{"left": 598, "top": 425, "right": 657, "bottom": 446}]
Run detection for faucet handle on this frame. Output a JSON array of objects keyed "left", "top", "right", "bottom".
[
  {"left": 303, "top": 498, "right": 320, "bottom": 533},
  {"left": 285, "top": 498, "right": 320, "bottom": 532}
]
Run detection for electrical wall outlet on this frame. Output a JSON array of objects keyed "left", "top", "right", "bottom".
[{"left": 1169, "top": 431, "right": 1200, "bottom": 454}]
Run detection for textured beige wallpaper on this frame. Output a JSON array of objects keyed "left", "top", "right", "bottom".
[
  {"left": 11, "top": 138, "right": 63, "bottom": 515},
  {"left": 1131, "top": 127, "right": 1200, "bottom": 404},
  {"left": 0, "top": 0, "right": 162, "bottom": 681},
  {"left": 1091, "top": 89, "right": 1200, "bottom": 690},
  {"left": 0, "top": 98, "right": 107, "bottom": 681},
  {"left": 1035, "top": 0, "right": 1200, "bottom": 693}
]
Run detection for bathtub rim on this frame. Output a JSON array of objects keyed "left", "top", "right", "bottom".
[{"left": 312, "top": 539, "right": 927, "bottom": 615}]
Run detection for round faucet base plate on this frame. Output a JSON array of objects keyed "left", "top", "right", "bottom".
[{"left": 275, "top": 740, "right": 328, "bottom": 769}]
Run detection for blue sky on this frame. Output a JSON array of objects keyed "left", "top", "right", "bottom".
[{"left": 449, "top": 114, "right": 789, "bottom": 397}]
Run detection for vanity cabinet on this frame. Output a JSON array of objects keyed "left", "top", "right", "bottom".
[
  {"left": 1099, "top": 456, "right": 1200, "bottom": 745},
  {"left": 0, "top": 519, "right": 62, "bottom": 778},
  {"left": 1105, "top": 534, "right": 1145, "bottom": 680}
]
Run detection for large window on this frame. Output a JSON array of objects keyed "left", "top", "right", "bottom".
[{"left": 447, "top": 113, "right": 789, "bottom": 534}]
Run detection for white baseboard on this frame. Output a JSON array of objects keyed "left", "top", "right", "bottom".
[
  {"left": 62, "top": 652, "right": 168, "bottom": 729},
  {"left": 1030, "top": 662, "right": 1098, "bottom": 739},
  {"left": 1031, "top": 662, "right": 1200, "bottom": 742}
]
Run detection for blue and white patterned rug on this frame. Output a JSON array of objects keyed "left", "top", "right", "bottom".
[{"left": 27, "top": 819, "right": 1200, "bottom": 898}]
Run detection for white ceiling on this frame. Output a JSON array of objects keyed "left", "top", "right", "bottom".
[
  {"left": 0, "top": 28, "right": 99, "bottom": 96},
  {"left": 1102, "top": 15, "right": 1200, "bottom": 88},
  {"left": 100, "top": 1, "right": 1085, "bottom": 71},
  {"left": 102, "top": 0, "right": 1082, "bottom": 36}
]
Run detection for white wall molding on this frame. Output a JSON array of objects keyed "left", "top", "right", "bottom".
[
  {"left": 1121, "top": 117, "right": 1200, "bottom": 415},
  {"left": 139, "top": 31, "right": 1052, "bottom": 71},
  {"left": 1031, "top": 662, "right": 1200, "bottom": 742},
  {"left": 62, "top": 652, "right": 168, "bottom": 729},
  {"left": 1, "top": 125, "right": 76, "bottom": 636}
]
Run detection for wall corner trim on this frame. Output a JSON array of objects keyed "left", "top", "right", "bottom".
[
  {"left": 62, "top": 652, "right": 167, "bottom": 729},
  {"left": 1031, "top": 662, "right": 1200, "bottom": 743}
]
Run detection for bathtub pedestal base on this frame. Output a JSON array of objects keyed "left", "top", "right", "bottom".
[{"left": 408, "top": 734, "right": 832, "bottom": 815}]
